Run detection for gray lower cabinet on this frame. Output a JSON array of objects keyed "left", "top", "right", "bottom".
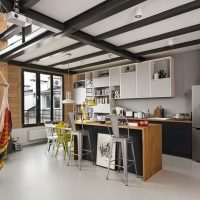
[
  {"left": 136, "top": 62, "right": 151, "bottom": 97},
  {"left": 120, "top": 72, "right": 136, "bottom": 98}
]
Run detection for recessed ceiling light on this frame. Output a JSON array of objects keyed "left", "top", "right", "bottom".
[{"left": 135, "top": 7, "right": 142, "bottom": 18}]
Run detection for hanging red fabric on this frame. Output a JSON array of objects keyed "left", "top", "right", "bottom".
[{"left": 0, "top": 108, "right": 11, "bottom": 147}]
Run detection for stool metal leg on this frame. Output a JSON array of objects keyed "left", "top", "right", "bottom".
[
  {"left": 87, "top": 133, "right": 94, "bottom": 164},
  {"left": 78, "top": 133, "right": 82, "bottom": 170},
  {"left": 122, "top": 140, "right": 128, "bottom": 186},
  {"left": 118, "top": 143, "right": 122, "bottom": 172},
  {"left": 130, "top": 141, "right": 138, "bottom": 176},
  {"left": 106, "top": 139, "right": 113, "bottom": 180},
  {"left": 67, "top": 134, "right": 73, "bottom": 166}
]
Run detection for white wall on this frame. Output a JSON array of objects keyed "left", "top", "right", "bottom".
[
  {"left": 12, "top": 126, "right": 47, "bottom": 146},
  {"left": 115, "top": 50, "right": 200, "bottom": 117}
]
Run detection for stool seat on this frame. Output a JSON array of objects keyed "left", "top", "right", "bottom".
[{"left": 111, "top": 135, "right": 133, "bottom": 142}]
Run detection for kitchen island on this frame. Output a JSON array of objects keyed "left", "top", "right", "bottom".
[{"left": 75, "top": 121, "right": 162, "bottom": 181}]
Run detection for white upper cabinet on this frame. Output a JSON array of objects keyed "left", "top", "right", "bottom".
[
  {"left": 73, "top": 57, "right": 175, "bottom": 103},
  {"left": 93, "top": 69, "right": 109, "bottom": 88},
  {"left": 109, "top": 67, "right": 120, "bottom": 86},
  {"left": 120, "top": 65, "right": 136, "bottom": 98},
  {"left": 150, "top": 57, "right": 174, "bottom": 97},
  {"left": 136, "top": 62, "right": 151, "bottom": 98}
]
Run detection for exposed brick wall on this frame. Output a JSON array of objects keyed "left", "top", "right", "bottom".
[{"left": 0, "top": 62, "right": 73, "bottom": 128}]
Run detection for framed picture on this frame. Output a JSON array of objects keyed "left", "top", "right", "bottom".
[{"left": 96, "top": 133, "right": 116, "bottom": 169}]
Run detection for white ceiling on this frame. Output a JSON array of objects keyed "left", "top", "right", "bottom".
[
  {"left": 54, "top": 53, "right": 118, "bottom": 69},
  {"left": 14, "top": 37, "right": 78, "bottom": 62},
  {"left": 1, "top": 0, "right": 200, "bottom": 72},
  {"left": 128, "top": 30, "right": 200, "bottom": 53},
  {"left": 83, "top": 0, "right": 194, "bottom": 36},
  {"left": 31, "top": 45, "right": 101, "bottom": 66},
  {"left": 105, "top": 9, "right": 200, "bottom": 46},
  {"left": 144, "top": 45, "right": 200, "bottom": 59},
  {"left": 32, "top": 0, "right": 105, "bottom": 22}
]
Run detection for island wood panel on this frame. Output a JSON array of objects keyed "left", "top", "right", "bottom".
[
  {"left": 142, "top": 125, "right": 162, "bottom": 181},
  {"left": 75, "top": 121, "right": 162, "bottom": 181}
]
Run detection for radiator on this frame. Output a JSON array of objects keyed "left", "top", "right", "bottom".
[{"left": 27, "top": 128, "right": 47, "bottom": 141}]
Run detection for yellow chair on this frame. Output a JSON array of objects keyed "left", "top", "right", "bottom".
[{"left": 55, "top": 123, "right": 71, "bottom": 160}]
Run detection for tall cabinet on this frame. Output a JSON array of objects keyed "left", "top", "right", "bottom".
[
  {"left": 136, "top": 61, "right": 151, "bottom": 98},
  {"left": 120, "top": 65, "right": 137, "bottom": 98}
]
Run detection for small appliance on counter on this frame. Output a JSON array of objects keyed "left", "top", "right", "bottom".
[
  {"left": 115, "top": 107, "right": 124, "bottom": 116},
  {"left": 125, "top": 110, "right": 133, "bottom": 117},
  {"left": 134, "top": 111, "right": 145, "bottom": 119}
]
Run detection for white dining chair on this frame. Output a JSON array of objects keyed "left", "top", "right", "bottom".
[{"left": 44, "top": 122, "right": 58, "bottom": 154}]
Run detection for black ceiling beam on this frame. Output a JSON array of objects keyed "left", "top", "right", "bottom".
[
  {"left": 96, "top": 1, "right": 200, "bottom": 40},
  {"left": 120, "top": 24, "right": 200, "bottom": 49},
  {"left": 70, "top": 57, "right": 126, "bottom": 71},
  {"left": 48, "top": 51, "right": 107, "bottom": 68},
  {"left": 21, "top": 9, "right": 144, "bottom": 62},
  {"left": 21, "top": 0, "right": 40, "bottom": 11},
  {"left": 0, "top": 31, "right": 54, "bottom": 61},
  {"left": 1, "top": 26, "right": 22, "bottom": 41},
  {"left": 7, "top": 60, "right": 73, "bottom": 74},
  {"left": 0, "top": 0, "right": 40, "bottom": 13},
  {"left": 136, "top": 39, "right": 200, "bottom": 56},
  {"left": 0, "top": 25, "right": 17, "bottom": 38},
  {"left": 68, "top": 30, "right": 144, "bottom": 62},
  {"left": 23, "top": 9, "right": 65, "bottom": 33},
  {"left": 26, "top": 42, "right": 85, "bottom": 63},
  {"left": 62, "top": 0, "right": 146, "bottom": 35}
]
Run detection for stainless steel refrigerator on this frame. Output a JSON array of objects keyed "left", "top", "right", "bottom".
[{"left": 192, "top": 85, "right": 200, "bottom": 161}]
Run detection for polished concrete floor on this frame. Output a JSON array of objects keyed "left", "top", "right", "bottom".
[{"left": 0, "top": 144, "right": 200, "bottom": 200}]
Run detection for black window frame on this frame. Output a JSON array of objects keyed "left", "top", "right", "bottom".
[{"left": 22, "top": 69, "right": 64, "bottom": 127}]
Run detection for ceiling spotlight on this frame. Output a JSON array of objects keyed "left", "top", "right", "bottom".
[
  {"left": 108, "top": 53, "right": 112, "bottom": 60},
  {"left": 135, "top": 7, "right": 142, "bottom": 18},
  {"left": 168, "top": 39, "right": 174, "bottom": 46}
]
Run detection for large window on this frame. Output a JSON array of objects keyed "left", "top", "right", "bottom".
[{"left": 22, "top": 70, "right": 64, "bottom": 126}]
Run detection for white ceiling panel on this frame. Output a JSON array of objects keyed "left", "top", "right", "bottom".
[
  {"left": 73, "top": 59, "right": 132, "bottom": 72},
  {"left": 0, "top": 26, "right": 46, "bottom": 55},
  {"left": 54, "top": 54, "right": 118, "bottom": 69},
  {"left": 32, "top": 45, "right": 101, "bottom": 66},
  {"left": 128, "top": 31, "right": 200, "bottom": 53},
  {"left": 83, "top": 0, "right": 193, "bottom": 36},
  {"left": 144, "top": 45, "right": 200, "bottom": 59},
  {"left": 32, "top": 0, "right": 105, "bottom": 23},
  {"left": 105, "top": 9, "right": 200, "bottom": 46},
  {"left": 14, "top": 37, "right": 78, "bottom": 62}
]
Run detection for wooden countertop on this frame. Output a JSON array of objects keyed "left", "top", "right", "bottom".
[
  {"left": 126, "top": 117, "right": 192, "bottom": 124},
  {"left": 75, "top": 121, "right": 160, "bottom": 130}
]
